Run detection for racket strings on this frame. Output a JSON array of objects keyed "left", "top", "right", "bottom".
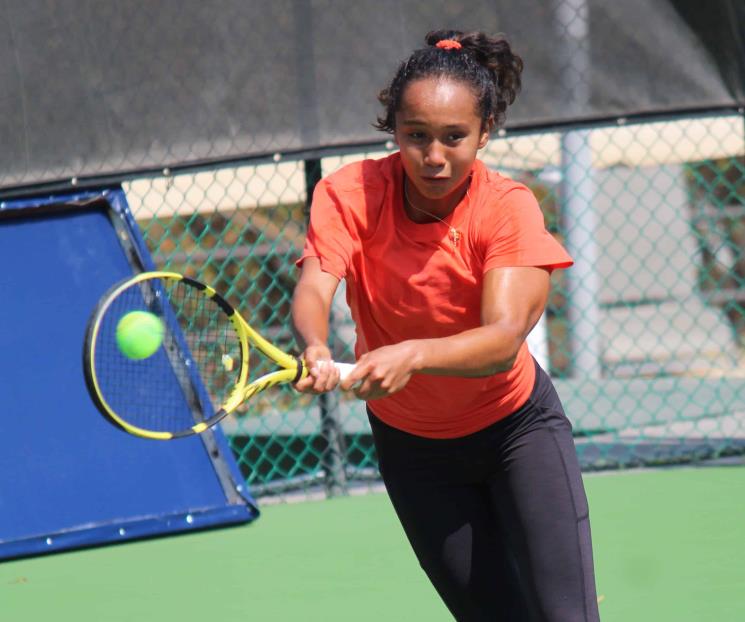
[{"left": 169, "top": 281, "right": 242, "bottom": 403}]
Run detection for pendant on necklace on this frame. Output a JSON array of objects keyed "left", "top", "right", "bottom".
[{"left": 449, "top": 227, "right": 461, "bottom": 247}]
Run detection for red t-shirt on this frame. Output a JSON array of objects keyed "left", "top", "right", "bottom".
[{"left": 298, "top": 153, "right": 572, "bottom": 438}]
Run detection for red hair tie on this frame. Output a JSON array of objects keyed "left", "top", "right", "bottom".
[{"left": 435, "top": 39, "right": 462, "bottom": 51}]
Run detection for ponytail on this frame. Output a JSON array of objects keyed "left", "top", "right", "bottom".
[{"left": 374, "top": 30, "right": 523, "bottom": 133}]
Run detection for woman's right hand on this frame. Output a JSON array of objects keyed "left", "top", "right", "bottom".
[{"left": 293, "top": 343, "right": 342, "bottom": 394}]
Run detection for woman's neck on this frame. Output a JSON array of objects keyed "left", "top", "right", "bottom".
[{"left": 403, "top": 176, "right": 470, "bottom": 223}]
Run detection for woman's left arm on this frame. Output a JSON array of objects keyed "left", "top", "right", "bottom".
[{"left": 341, "top": 266, "right": 550, "bottom": 397}]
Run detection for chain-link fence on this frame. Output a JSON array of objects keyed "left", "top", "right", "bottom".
[
  {"left": 1, "top": 1, "right": 743, "bottom": 503},
  {"left": 120, "top": 111, "right": 745, "bottom": 501}
]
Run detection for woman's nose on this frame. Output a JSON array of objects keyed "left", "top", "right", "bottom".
[{"left": 423, "top": 141, "right": 446, "bottom": 167}]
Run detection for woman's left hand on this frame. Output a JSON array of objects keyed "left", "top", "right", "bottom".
[{"left": 340, "top": 341, "right": 420, "bottom": 400}]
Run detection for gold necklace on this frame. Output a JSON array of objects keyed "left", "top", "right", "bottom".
[{"left": 403, "top": 179, "right": 465, "bottom": 247}]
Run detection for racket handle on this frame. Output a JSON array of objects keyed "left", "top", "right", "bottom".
[
  {"left": 333, "top": 362, "right": 356, "bottom": 382},
  {"left": 315, "top": 360, "right": 360, "bottom": 388}
]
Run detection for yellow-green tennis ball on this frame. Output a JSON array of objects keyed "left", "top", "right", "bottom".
[{"left": 115, "top": 311, "right": 164, "bottom": 360}]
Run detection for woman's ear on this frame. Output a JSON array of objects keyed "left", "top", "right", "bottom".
[{"left": 479, "top": 117, "right": 494, "bottom": 149}]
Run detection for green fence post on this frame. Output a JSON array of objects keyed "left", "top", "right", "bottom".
[{"left": 304, "top": 158, "right": 348, "bottom": 497}]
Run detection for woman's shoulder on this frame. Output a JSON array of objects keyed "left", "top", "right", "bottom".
[
  {"left": 473, "top": 159, "right": 532, "bottom": 201},
  {"left": 470, "top": 160, "right": 544, "bottom": 235},
  {"left": 322, "top": 152, "right": 399, "bottom": 195}
]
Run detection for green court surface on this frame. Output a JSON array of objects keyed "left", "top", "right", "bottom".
[{"left": 3, "top": 466, "right": 744, "bottom": 621}]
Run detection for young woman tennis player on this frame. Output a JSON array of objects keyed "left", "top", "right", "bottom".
[{"left": 291, "top": 30, "right": 600, "bottom": 621}]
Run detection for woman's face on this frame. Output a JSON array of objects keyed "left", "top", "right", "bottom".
[{"left": 394, "top": 77, "right": 490, "bottom": 207}]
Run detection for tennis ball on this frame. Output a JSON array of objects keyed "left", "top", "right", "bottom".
[{"left": 115, "top": 311, "right": 164, "bottom": 360}]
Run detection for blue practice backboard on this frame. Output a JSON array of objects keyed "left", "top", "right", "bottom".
[{"left": 0, "top": 189, "right": 258, "bottom": 560}]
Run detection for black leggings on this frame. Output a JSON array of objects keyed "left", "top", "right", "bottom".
[{"left": 367, "top": 362, "right": 599, "bottom": 622}]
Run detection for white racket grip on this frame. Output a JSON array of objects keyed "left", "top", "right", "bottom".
[
  {"left": 334, "top": 362, "right": 356, "bottom": 383},
  {"left": 315, "top": 360, "right": 360, "bottom": 389}
]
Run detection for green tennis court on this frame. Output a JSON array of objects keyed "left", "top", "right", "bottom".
[{"left": 3, "top": 465, "right": 744, "bottom": 621}]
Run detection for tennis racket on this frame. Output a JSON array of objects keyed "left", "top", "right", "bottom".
[{"left": 83, "top": 271, "right": 354, "bottom": 440}]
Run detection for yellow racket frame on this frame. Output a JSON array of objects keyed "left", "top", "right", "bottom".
[{"left": 85, "top": 271, "right": 310, "bottom": 440}]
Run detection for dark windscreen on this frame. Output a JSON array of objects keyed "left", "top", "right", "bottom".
[{"left": 0, "top": 0, "right": 742, "bottom": 189}]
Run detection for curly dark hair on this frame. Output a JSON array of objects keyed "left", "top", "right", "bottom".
[{"left": 374, "top": 30, "right": 523, "bottom": 134}]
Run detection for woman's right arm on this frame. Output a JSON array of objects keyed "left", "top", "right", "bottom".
[{"left": 291, "top": 257, "right": 343, "bottom": 393}]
